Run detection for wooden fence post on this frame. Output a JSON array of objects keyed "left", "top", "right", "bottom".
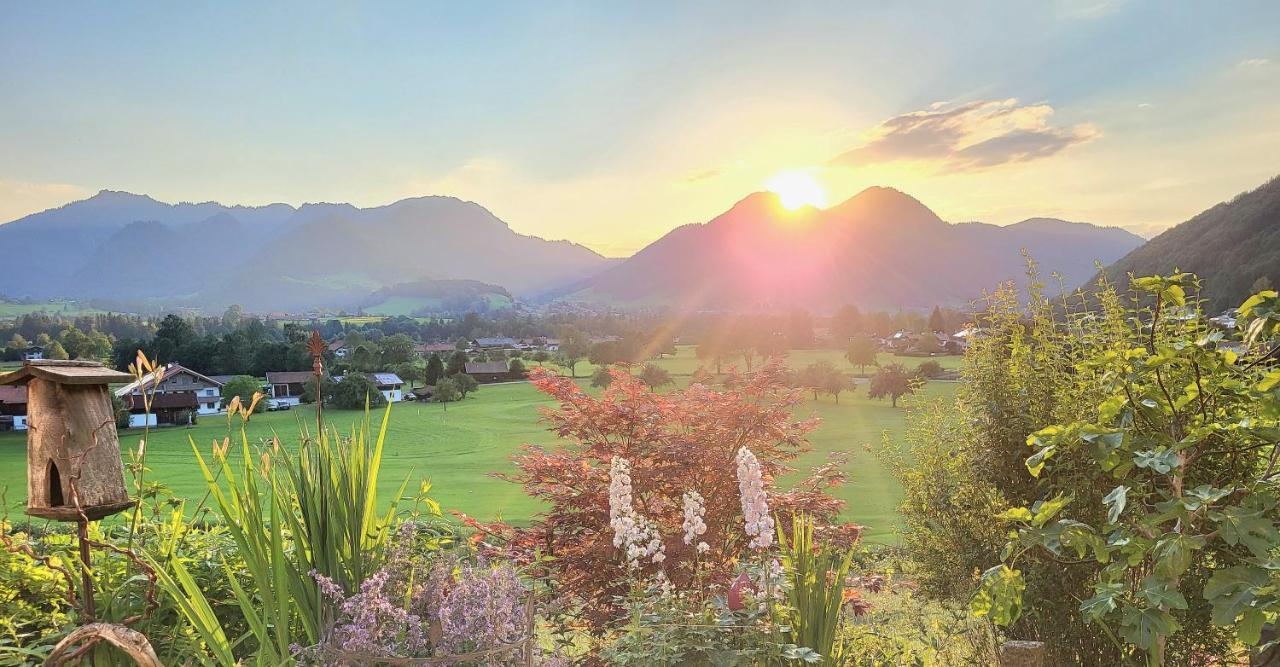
[{"left": 1000, "top": 640, "right": 1045, "bottom": 667}]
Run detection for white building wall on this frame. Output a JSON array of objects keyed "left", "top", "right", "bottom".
[
  {"left": 13, "top": 416, "right": 27, "bottom": 431},
  {"left": 128, "top": 413, "right": 158, "bottom": 428},
  {"left": 383, "top": 389, "right": 403, "bottom": 403}
]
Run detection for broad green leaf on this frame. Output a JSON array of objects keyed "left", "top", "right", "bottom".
[
  {"left": 1152, "top": 533, "right": 1205, "bottom": 579},
  {"left": 1080, "top": 581, "right": 1124, "bottom": 621},
  {"left": 1204, "top": 565, "right": 1272, "bottom": 639},
  {"left": 1026, "top": 445, "right": 1055, "bottom": 478},
  {"left": 1133, "top": 447, "right": 1181, "bottom": 474},
  {"left": 1211, "top": 506, "right": 1280, "bottom": 559},
  {"left": 1031, "top": 493, "right": 1073, "bottom": 528},
  {"left": 1103, "top": 485, "right": 1128, "bottom": 524},
  {"left": 1137, "top": 576, "right": 1188, "bottom": 610},
  {"left": 1181, "top": 484, "right": 1233, "bottom": 511},
  {"left": 971, "top": 565, "right": 1025, "bottom": 627},
  {"left": 1119, "top": 605, "right": 1181, "bottom": 652}
]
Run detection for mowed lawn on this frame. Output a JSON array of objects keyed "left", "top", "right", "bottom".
[{"left": 0, "top": 346, "right": 959, "bottom": 543}]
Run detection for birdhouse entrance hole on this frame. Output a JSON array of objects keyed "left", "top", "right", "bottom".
[{"left": 47, "top": 460, "right": 64, "bottom": 506}]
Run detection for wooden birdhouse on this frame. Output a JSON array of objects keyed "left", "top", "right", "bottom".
[{"left": 0, "top": 360, "right": 135, "bottom": 521}]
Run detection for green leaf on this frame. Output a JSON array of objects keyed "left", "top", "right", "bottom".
[
  {"left": 1080, "top": 581, "right": 1124, "bottom": 621},
  {"left": 996, "top": 506, "right": 1033, "bottom": 523},
  {"left": 1211, "top": 506, "right": 1280, "bottom": 559},
  {"left": 1181, "top": 484, "right": 1233, "bottom": 511},
  {"left": 1204, "top": 564, "right": 1273, "bottom": 643},
  {"left": 1239, "top": 609, "right": 1267, "bottom": 646},
  {"left": 1152, "top": 533, "right": 1205, "bottom": 579},
  {"left": 1026, "top": 445, "right": 1055, "bottom": 478},
  {"left": 1133, "top": 447, "right": 1181, "bottom": 474},
  {"left": 1137, "top": 576, "right": 1188, "bottom": 610},
  {"left": 1103, "top": 485, "right": 1128, "bottom": 524},
  {"left": 1119, "top": 605, "right": 1181, "bottom": 652},
  {"left": 1030, "top": 494, "right": 1073, "bottom": 528},
  {"left": 971, "top": 565, "right": 1026, "bottom": 627}
]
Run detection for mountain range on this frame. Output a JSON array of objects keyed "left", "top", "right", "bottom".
[
  {"left": 1098, "top": 176, "right": 1280, "bottom": 313},
  {"left": 0, "top": 186, "right": 1151, "bottom": 313},
  {"left": 566, "top": 187, "right": 1144, "bottom": 310},
  {"left": 0, "top": 191, "right": 609, "bottom": 311}
]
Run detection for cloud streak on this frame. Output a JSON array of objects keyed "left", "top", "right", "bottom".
[{"left": 831, "top": 99, "right": 1099, "bottom": 172}]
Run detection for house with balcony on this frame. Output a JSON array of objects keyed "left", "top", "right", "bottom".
[{"left": 114, "top": 363, "right": 224, "bottom": 427}]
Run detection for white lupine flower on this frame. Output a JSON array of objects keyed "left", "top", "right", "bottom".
[
  {"left": 736, "top": 447, "right": 774, "bottom": 550},
  {"left": 608, "top": 456, "right": 666, "bottom": 568},
  {"left": 681, "top": 490, "right": 708, "bottom": 546}
]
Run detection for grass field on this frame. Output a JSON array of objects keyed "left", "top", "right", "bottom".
[
  {"left": 0, "top": 346, "right": 959, "bottom": 543},
  {"left": 0, "top": 301, "right": 104, "bottom": 318}
]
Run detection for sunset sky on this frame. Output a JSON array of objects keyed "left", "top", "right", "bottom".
[{"left": 2, "top": 2, "right": 1278, "bottom": 255}]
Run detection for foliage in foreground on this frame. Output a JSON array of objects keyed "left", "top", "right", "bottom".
[{"left": 974, "top": 275, "right": 1280, "bottom": 664}]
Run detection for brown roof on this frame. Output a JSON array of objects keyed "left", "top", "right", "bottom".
[
  {"left": 0, "top": 360, "right": 133, "bottom": 386},
  {"left": 265, "top": 371, "right": 313, "bottom": 385},
  {"left": 328, "top": 340, "right": 347, "bottom": 351},
  {"left": 127, "top": 392, "right": 198, "bottom": 410},
  {"left": 464, "top": 361, "right": 510, "bottom": 375},
  {"left": 0, "top": 385, "right": 27, "bottom": 405}
]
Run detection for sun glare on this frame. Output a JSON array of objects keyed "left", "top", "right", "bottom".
[{"left": 765, "top": 171, "right": 827, "bottom": 210}]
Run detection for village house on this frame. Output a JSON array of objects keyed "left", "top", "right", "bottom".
[
  {"left": 472, "top": 337, "right": 517, "bottom": 350},
  {"left": 265, "top": 371, "right": 311, "bottom": 407},
  {"left": 20, "top": 345, "right": 44, "bottom": 361},
  {"left": 328, "top": 339, "right": 350, "bottom": 358},
  {"left": 416, "top": 342, "right": 456, "bottom": 356},
  {"left": 114, "top": 363, "right": 224, "bottom": 427},
  {"left": 464, "top": 360, "right": 511, "bottom": 383},
  {"left": 370, "top": 373, "right": 405, "bottom": 402},
  {"left": 0, "top": 385, "right": 27, "bottom": 431}
]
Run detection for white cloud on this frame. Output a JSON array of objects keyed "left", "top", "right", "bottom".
[
  {"left": 1237, "top": 58, "right": 1271, "bottom": 68},
  {"left": 831, "top": 99, "right": 1099, "bottom": 172}
]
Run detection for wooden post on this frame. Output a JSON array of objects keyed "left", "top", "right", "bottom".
[{"left": 1000, "top": 640, "right": 1045, "bottom": 667}]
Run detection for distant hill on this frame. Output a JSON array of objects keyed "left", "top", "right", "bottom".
[
  {"left": 1096, "top": 176, "right": 1280, "bottom": 313},
  {"left": 566, "top": 187, "right": 1145, "bottom": 311},
  {"left": 0, "top": 191, "right": 610, "bottom": 311},
  {"left": 360, "top": 279, "right": 514, "bottom": 316}
]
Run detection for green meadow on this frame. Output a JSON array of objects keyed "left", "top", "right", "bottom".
[{"left": 0, "top": 347, "right": 959, "bottom": 543}]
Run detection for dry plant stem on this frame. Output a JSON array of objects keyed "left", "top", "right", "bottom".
[{"left": 46, "top": 623, "right": 163, "bottom": 667}]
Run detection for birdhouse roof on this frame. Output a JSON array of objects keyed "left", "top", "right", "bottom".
[{"left": 0, "top": 360, "right": 133, "bottom": 386}]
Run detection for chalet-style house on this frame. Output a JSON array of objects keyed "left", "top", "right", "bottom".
[
  {"left": 473, "top": 337, "right": 517, "bottom": 350},
  {"left": 328, "top": 340, "right": 349, "bottom": 358},
  {"left": 114, "top": 363, "right": 224, "bottom": 427},
  {"left": 370, "top": 373, "right": 405, "bottom": 402},
  {"left": 464, "top": 360, "right": 511, "bottom": 383},
  {"left": 20, "top": 346, "right": 44, "bottom": 361},
  {"left": 0, "top": 385, "right": 27, "bottom": 431},
  {"left": 265, "top": 371, "right": 311, "bottom": 407}
]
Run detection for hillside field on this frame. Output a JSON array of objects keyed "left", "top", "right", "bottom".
[{"left": 0, "top": 346, "right": 960, "bottom": 542}]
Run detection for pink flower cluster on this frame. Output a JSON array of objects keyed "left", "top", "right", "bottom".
[
  {"left": 608, "top": 456, "right": 665, "bottom": 567},
  {"left": 681, "top": 490, "right": 710, "bottom": 554},
  {"left": 735, "top": 447, "right": 774, "bottom": 549}
]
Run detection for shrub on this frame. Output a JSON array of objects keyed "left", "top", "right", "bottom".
[
  {"left": 496, "top": 364, "right": 855, "bottom": 627},
  {"left": 974, "top": 274, "right": 1274, "bottom": 663},
  {"left": 220, "top": 375, "right": 266, "bottom": 412},
  {"left": 884, "top": 271, "right": 1117, "bottom": 664},
  {"left": 328, "top": 374, "right": 388, "bottom": 410},
  {"left": 913, "top": 359, "right": 944, "bottom": 379}
]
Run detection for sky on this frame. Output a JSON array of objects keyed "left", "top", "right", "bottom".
[{"left": 1, "top": 1, "right": 1278, "bottom": 256}]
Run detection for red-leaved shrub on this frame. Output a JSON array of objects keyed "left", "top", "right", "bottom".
[{"left": 492, "top": 362, "right": 858, "bottom": 627}]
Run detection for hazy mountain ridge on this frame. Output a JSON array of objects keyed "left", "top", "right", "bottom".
[
  {"left": 567, "top": 187, "right": 1145, "bottom": 310},
  {"left": 0, "top": 191, "right": 610, "bottom": 311},
  {"left": 1097, "top": 176, "right": 1280, "bottom": 312}
]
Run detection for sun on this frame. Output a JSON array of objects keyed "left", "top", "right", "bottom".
[{"left": 765, "top": 171, "right": 827, "bottom": 210}]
